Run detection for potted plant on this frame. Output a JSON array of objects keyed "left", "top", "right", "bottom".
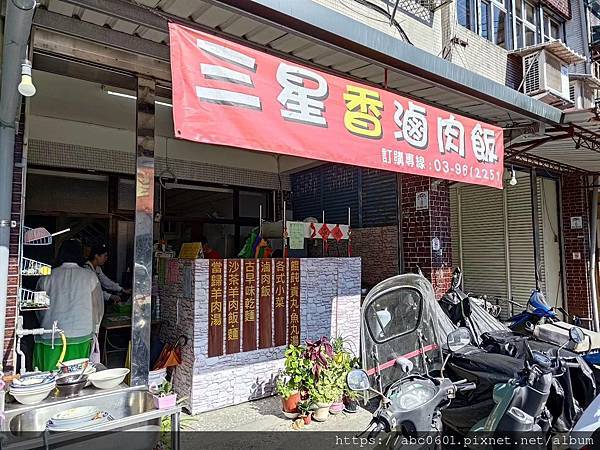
[
  {"left": 283, "top": 344, "right": 313, "bottom": 400},
  {"left": 330, "top": 336, "right": 359, "bottom": 414},
  {"left": 276, "top": 376, "right": 300, "bottom": 416},
  {"left": 343, "top": 388, "right": 360, "bottom": 413},
  {"left": 150, "top": 380, "right": 177, "bottom": 410},
  {"left": 309, "top": 367, "right": 343, "bottom": 422},
  {"left": 297, "top": 399, "right": 316, "bottom": 425}
]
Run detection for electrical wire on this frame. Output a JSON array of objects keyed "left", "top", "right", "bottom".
[{"left": 340, "top": 0, "right": 413, "bottom": 44}]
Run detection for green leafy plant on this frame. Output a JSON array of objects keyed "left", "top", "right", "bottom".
[
  {"left": 308, "top": 366, "right": 343, "bottom": 404},
  {"left": 275, "top": 376, "right": 297, "bottom": 399},
  {"left": 297, "top": 399, "right": 316, "bottom": 416},
  {"left": 283, "top": 344, "right": 313, "bottom": 390},
  {"left": 151, "top": 380, "right": 174, "bottom": 397}
]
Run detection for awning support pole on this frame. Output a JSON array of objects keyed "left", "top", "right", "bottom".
[
  {"left": 530, "top": 169, "right": 542, "bottom": 291},
  {"left": 589, "top": 175, "right": 600, "bottom": 332},
  {"left": 130, "top": 76, "right": 155, "bottom": 386},
  {"left": 0, "top": 0, "right": 36, "bottom": 372}
]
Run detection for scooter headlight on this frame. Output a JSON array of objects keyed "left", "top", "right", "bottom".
[{"left": 391, "top": 379, "right": 437, "bottom": 411}]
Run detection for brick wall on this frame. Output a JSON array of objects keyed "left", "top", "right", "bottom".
[
  {"left": 4, "top": 106, "right": 25, "bottom": 369},
  {"left": 351, "top": 226, "right": 400, "bottom": 287},
  {"left": 561, "top": 175, "right": 592, "bottom": 322},
  {"left": 542, "top": 0, "right": 571, "bottom": 19},
  {"left": 401, "top": 175, "right": 453, "bottom": 297}
]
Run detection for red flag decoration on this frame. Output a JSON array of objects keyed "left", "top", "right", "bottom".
[
  {"left": 331, "top": 225, "right": 344, "bottom": 241},
  {"left": 169, "top": 23, "right": 504, "bottom": 189}
]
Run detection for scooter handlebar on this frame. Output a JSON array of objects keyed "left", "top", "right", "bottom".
[{"left": 455, "top": 382, "right": 477, "bottom": 392}]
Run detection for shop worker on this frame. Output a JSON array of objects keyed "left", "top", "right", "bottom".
[
  {"left": 85, "top": 243, "right": 131, "bottom": 304},
  {"left": 200, "top": 236, "right": 222, "bottom": 259},
  {"left": 35, "top": 239, "right": 104, "bottom": 371}
]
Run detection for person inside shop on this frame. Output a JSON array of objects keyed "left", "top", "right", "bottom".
[
  {"left": 85, "top": 243, "right": 131, "bottom": 304},
  {"left": 34, "top": 239, "right": 104, "bottom": 371},
  {"left": 200, "top": 236, "right": 222, "bottom": 259}
]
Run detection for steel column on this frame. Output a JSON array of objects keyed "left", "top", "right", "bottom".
[
  {"left": 130, "top": 76, "right": 155, "bottom": 386},
  {"left": 530, "top": 169, "right": 542, "bottom": 291},
  {"left": 589, "top": 175, "right": 600, "bottom": 331}
]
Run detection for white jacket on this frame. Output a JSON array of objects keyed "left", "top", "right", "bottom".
[
  {"left": 84, "top": 261, "right": 123, "bottom": 302},
  {"left": 36, "top": 263, "right": 104, "bottom": 341}
]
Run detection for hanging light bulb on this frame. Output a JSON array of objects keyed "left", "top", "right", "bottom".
[
  {"left": 509, "top": 166, "right": 518, "bottom": 186},
  {"left": 18, "top": 59, "right": 36, "bottom": 97}
]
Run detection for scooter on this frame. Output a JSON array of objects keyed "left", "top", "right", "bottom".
[
  {"left": 347, "top": 329, "right": 476, "bottom": 448},
  {"left": 507, "top": 289, "right": 600, "bottom": 360},
  {"left": 469, "top": 327, "right": 586, "bottom": 441}
]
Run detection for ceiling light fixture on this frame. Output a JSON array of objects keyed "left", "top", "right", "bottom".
[
  {"left": 509, "top": 166, "right": 518, "bottom": 186},
  {"left": 18, "top": 59, "right": 36, "bottom": 97},
  {"left": 103, "top": 87, "right": 172, "bottom": 107}
]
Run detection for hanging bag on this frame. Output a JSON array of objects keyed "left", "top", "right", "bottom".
[{"left": 90, "top": 334, "right": 101, "bottom": 365}]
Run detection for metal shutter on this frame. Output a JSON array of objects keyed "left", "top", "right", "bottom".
[
  {"left": 450, "top": 185, "right": 509, "bottom": 309},
  {"left": 361, "top": 168, "right": 398, "bottom": 227},
  {"left": 506, "top": 172, "right": 537, "bottom": 308}
]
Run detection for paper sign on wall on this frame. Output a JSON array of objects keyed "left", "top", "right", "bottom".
[{"left": 288, "top": 222, "right": 306, "bottom": 250}]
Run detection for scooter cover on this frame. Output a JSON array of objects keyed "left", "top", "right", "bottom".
[{"left": 361, "top": 274, "right": 445, "bottom": 391}]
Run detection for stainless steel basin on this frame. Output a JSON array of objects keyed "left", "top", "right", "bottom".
[
  {"left": 9, "top": 389, "right": 157, "bottom": 434},
  {"left": 2, "top": 386, "right": 180, "bottom": 450}
]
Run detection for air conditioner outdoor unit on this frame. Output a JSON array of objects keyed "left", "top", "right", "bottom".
[{"left": 522, "top": 49, "right": 570, "bottom": 102}]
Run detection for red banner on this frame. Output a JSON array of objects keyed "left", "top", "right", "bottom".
[{"left": 169, "top": 23, "right": 504, "bottom": 189}]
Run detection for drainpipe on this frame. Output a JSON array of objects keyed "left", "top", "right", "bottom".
[
  {"left": 0, "top": 0, "right": 36, "bottom": 372},
  {"left": 589, "top": 176, "right": 600, "bottom": 332}
]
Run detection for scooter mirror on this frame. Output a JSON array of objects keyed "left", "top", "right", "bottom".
[
  {"left": 569, "top": 327, "right": 585, "bottom": 344},
  {"left": 347, "top": 369, "right": 370, "bottom": 391},
  {"left": 447, "top": 327, "right": 471, "bottom": 352}
]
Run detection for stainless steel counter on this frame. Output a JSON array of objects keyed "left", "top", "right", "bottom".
[{"left": 2, "top": 385, "right": 181, "bottom": 450}]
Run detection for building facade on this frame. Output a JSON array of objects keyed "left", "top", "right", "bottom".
[{"left": 1, "top": 0, "right": 599, "bottom": 375}]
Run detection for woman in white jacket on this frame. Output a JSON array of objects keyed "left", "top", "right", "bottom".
[{"left": 35, "top": 239, "right": 103, "bottom": 371}]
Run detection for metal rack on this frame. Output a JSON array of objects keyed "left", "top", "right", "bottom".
[
  {"left": 23, "top": 226, "right": 69, "bottom": 246},
  {"left": 19, "top": 288, "right": 51, "bottom": 311},
  {"left": 19, "top": 226, "right": 69, "bottom": 311},
  {"left": 21, "top": 257, "right": 52, "bottom": 277}
]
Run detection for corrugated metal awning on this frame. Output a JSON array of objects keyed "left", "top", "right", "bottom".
[
  {"left": 31, "top": 0, "right": 564, "bottom": 129},
  {"left": 510, "top": 40, "right": 585, "bottom": 65}
]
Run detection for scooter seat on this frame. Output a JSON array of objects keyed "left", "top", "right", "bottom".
[{"left": 533, "top": 322, "right": 597, "bottom": 353}]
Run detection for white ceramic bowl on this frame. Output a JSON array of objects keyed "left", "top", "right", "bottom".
[
  {"left": 60, "top": 358, "right": 89, "bottom": 374},
  {"left": 10, "top": 383, "right": 55, "bottom": 405},
  {"left": 88, "top": 368, "right": 129, "bottom": 390}
]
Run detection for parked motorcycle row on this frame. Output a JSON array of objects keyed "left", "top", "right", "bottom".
[{"left": 350, "top": 269, "right": 600, "bottom": 449}]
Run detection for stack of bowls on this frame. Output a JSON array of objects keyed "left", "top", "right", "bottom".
[
  {"left": 10, "top": 373, "right": 56, "bottom": 405},
  {"left": 56, "top": 373, "right": 88, "bottom": 398},
  {"left": 47, "top": 406, "right": 106, "bottom": 432}
]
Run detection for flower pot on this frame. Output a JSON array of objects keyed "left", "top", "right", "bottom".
[
  {"left": 153, "top": 393, "right": 177, "bottom": 410},
  {"left": 313, "top": 402, "right": 332, "bottom": 422},
  {"left": 329, "top": 400, "right": 345, "bottom": 415},
  {"left": 282, "top": 410, "right": 300, "bottom": 419},
  {"left": 344, "top": 399, "right": 358, "bottom": 414},
  {"left": 302, "top": 413, "right": 312, "bottom": 425},
  {"left": 281, "top": 391, "right": 301, "bottom": 413}
]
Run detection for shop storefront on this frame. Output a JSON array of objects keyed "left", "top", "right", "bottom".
[{"left": 5, "top": 0, "right": 588, "bottom": 420}]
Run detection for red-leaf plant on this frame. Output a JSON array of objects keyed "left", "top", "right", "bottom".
[{"left": 304, "top": 336, "right": 334, "bottom": 379}]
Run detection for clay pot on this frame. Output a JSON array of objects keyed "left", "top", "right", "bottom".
[
  {"left": 313, "top": 402, "right": 332, "bottom": 422},
  {"left": 302, "top": 413, "right": 312, "bottom": 425},
  {"left": 281, "top": 391, "right": 301, "bottom": 413}
]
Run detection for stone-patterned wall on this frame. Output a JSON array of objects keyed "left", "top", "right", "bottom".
[{"left": 159, "top": 257, "right": 361, "bottom": 414}]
